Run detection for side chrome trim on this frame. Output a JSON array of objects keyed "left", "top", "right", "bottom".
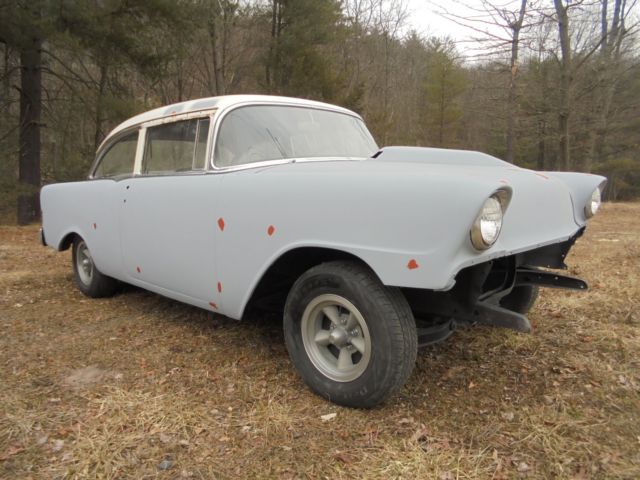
[
  {"left": 132, "top": 127, "right": 147, "bottom": 176},
  {"left": 206, "top": 156, "right": 368, "bottom": 174}
]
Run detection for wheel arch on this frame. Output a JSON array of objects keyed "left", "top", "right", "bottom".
[
  {"left": 240, "top": 246, "right": 379, "bottom": 320},
  {"left": 58, "top": 231, "right": 80, "bottom": 251}
]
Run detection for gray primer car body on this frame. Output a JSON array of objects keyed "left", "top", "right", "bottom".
[
  {"left": 40, "top": 95, "right": 604, "bottom": 321},
  {"left": 40, "top": 95, "right": 606, "bottom": 407}
]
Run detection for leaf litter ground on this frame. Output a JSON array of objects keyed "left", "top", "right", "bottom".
[{"left": 1, "top": 203, "right": 639, "bottom": 478}]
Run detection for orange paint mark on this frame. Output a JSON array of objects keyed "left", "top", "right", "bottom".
[
  {"left": 535, "top": 172, "right": 549, "bottom": 179},
  {"left": 136, "top": 266, "right": 141, "bottom": 273},
  {"left": 217, "top": 282, "right": 222, "bottom": 293},
  {"left": 209, "top": 302, "right": 218, "bottom": 310},
  {"left": 92, "top": 223, "right": 97, "bottom": 229},
  {"left": 499, "top": 179, "right": 508, "bottom": 184},
  {"left": 407, "top": 259, "right": 419, "bottom": 270},
  {"left": 267, "top": 225, "right": 276, "bottom": 236},
  {"left": 217, "top": 217, "right": 225, "bottom": 231}
]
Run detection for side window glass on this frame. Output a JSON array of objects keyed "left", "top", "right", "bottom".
[
  {"left": 94, "top": 132, "right": 138, "bottom": 178},
  {"left": 143, "top": 117, "right": 210, "bottom": 174},
  {"left": 214, "top": 108, "right": 283, "bottom": 168}
]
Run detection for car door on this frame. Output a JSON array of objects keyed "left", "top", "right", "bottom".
[{"left": 119, "top": 115, "right": 221, "bottom": 304}]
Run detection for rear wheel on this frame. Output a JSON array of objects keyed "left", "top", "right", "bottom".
[
  {"left": 283, "top": 260, "right": 417, "bottom": 408},
  {"left": 72, "top": 237, "right": 118, "bottom": 298}
]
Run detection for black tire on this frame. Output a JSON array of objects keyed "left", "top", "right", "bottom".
[
  {"left": 499, "top": 285, "right": 540, "bottom": 314},
  {"left": 72, "top": 237, "right": 118, "bottom": 298},
  {"left": 283, "top": 260, "right": 418, "bottom": 408}
]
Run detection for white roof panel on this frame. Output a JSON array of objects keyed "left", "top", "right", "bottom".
[{"left": 101, "top": 94, "right": 358, "bottom": 150}]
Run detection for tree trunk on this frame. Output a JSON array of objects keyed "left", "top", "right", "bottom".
[
  {"left": 208, "top": 12, "right": 225, "bottom": 95},
  {"left": 536, "top": 119, "right": 546, "bottom": 171},
  {"left": 2, "top": 45, "right": 10, "bottom": 109},
  {"left": 93, "top": 63, "right": 107, "bottom": 153},
  {"left": 505, "top": 0, "right": 527, "bottom": 163},
  {"left": 585, "top": 0, "right": 625, "bottom": 171},
  {"left": 266, "top": 0, "right": 279, "bottom": 91},
  {"left": 438, "top": 68, "right": 445, "bottom": 147},
  {"left": 17, "top": 37, "right": 42, "bottom": 225},
  {"left": 553, "top": 0, "right": 572, "bottom": 171}
]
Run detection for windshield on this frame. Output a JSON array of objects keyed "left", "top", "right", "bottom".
[{"left": 214, "top": 105, "right": 378, "bottom": 168}]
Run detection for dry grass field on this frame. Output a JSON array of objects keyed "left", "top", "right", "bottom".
[{"left": 1, "top": 203, "right": 639, "bottom": 479}]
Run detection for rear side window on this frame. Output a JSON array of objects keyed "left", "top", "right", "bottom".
[
  {"left": 94, "top": 132, "right": 138, "bottom": 178},
  {"left": 143, "top": 117, "right": 210, "bottom": 174}
]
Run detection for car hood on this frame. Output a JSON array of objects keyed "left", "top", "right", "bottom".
[
  {"left": 247, "top": 146, "right": 604, "bottom": 231},
  {"left": 372, "top": 145, "right": 511, "bottom": 167},
  {"left": 369, "top": 146, "right": 606, "bottom": 226}
]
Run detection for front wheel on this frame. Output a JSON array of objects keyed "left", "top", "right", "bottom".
[
  {"left": 283, "top": 261, "right": 417, "bottom": 408},
  {"left": 499, "top": 285, "right": 540, "bottom": 314},
  {"left": 72, "top": 237, "right": 118, "bottom": 298}
]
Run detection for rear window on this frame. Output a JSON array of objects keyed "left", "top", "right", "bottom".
[
  {"left": 94, "top": 132, "right": 138, "bottom": 178},
  {"left": 143, "top": 117, "right": 210, "bottom": 174}
]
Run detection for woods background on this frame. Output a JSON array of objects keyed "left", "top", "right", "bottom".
[{"left": 1, "top": 0, "right": 638, "bottom": 224}]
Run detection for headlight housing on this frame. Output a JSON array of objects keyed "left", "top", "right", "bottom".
[
  {"left": 470, "top": 192, "right": 508, "bottom": 250},
  {"left": 584, "top": 187, "right": 602, "bottom": 218}
]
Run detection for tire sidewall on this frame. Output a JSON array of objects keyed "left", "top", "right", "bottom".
[
  {"left": 284, "top": 266, "right": 407, "bottom": 406},
  {"left": 72, "top": 238, "right": 94, "bottom": 296},
  {"left": 72, "top": 237, "right": 117, "bottom": 298},
  {"left": 500, "top": 285, "right": 540, "bottom": 314}
]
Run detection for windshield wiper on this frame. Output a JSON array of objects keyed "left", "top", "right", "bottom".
[{"left": 265, "top": 128, "right": 288, "bottom": 158}]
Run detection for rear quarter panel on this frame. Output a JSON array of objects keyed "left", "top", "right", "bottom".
[{"left": 41, "top": 180, "right": 123, "bottom": 279}]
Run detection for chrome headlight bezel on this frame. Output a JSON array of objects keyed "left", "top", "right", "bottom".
[
  {"left": 584, "top": 186, "right": 602, "bottom": 219},
  {"left": 470, "top": 190, "right": 510, "bottom": 250}
]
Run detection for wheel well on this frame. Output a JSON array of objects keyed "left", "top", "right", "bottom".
[
  {"left": 59, "top": 232, "right": 79, "bottom": 251},
  {"left": 242, "top": 247, "right": 371, "bottom": 319}
]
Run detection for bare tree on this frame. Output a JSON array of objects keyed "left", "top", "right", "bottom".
[
  {"left": 553, "top": 0, "right": 572, "bottom": 170},
  {"left": 17, "top": 36, "right": 42, "bottom": 224},
  {"left": 505, "top": 0, "right": 528, "bottom": 163},
  {"left": 435, "top": 0, "right": 536, "bottom": 162},
  {"left": 585, "top": 0, "right": 639, "bottom": 171}
]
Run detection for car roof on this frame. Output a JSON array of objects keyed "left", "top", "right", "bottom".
[{"left": 101, "top": 94, "right": 359, "bottom": 151}]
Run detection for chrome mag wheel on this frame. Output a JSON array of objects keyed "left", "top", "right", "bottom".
[
  {"left": 75, "top": 240, "right": 94, "bottom": 286},
  {"left": 300, "top": 293, "right": 372, "bottom": 382}
]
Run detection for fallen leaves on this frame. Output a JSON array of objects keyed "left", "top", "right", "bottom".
[
  {"left": 516, "top": 461, "right": 531, "bottom": 473},
  {"left": 501, "top": 411, "right": 515, "bottom": 421},
  {"left": 51, "top": 439, "right": 64, "bottom": 452},
  {"left": 0, "top": 444, "right": 25, "bottom": 461},
  {"left": 333, "top": 451, "right": 354, "bottom": 464},
  {"left": 410, "top": 425, "right": 453, "bottom": 453},
  {"left": 320, "top": 413, "right": 337, "bottom": 422}
]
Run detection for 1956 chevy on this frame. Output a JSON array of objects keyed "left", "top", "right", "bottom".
[{"left": 41, "top": 95, "right": 606, "bottom": 407}]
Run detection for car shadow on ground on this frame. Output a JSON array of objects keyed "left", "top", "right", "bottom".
[{"left": 115, "top": 281, "right": 287, "bottom": 349}]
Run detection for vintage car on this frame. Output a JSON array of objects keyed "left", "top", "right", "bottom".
[{"left": 40, "top": 95, "right": 606, "bottom": 407}]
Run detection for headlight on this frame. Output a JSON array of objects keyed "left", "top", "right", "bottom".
[
  {"left": 584, "top": 187, "right": 601, "bottom": 218},
  {"left": 471, "top": 194, "right": 504, "bottom": 250}
]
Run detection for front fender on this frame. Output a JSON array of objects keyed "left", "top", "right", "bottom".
[
  {"left": 216, "top": 160, "right": 583, "bottom": 319},
  {"left": 542, "top": 172, "right": 606, "bottom": 225}
]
